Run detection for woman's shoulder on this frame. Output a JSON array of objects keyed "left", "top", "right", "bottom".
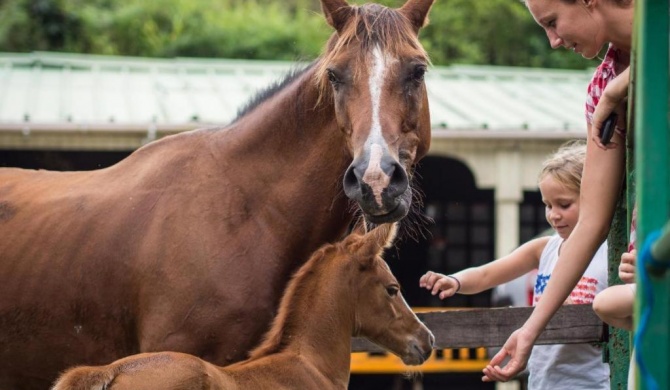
[{"left": 585, "top": 44, "right": 621, "bottom": 123}]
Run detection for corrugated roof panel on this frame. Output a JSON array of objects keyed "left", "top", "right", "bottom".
[
  {"left": 70, "top": 70, "right": 101, "bottom": 123},
  {"left": 1, "top": 66, "right": 31, "bottom": 122},
  {"left": 0, "top": 52, "right": 596, "bottom": 135},
  {"left": 97, "top": 71, "right": 131, "bottom": 123}
]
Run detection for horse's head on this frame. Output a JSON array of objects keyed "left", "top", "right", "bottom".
[
  {"left": 344, "top": 222, "right": 434, "bottom": 365},
  {"left": 318, "top": 0, "right": 434, "bottom": 224}
]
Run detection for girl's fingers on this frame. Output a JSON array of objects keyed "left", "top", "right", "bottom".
[{"left": 439, "top": 288, "right": 455, "bottom": 299}]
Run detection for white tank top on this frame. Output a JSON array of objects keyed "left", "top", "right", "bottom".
[{"left": 527, "top": 234, "right": 610, "bottom": 390}]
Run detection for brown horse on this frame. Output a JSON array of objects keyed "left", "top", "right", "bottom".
[
  {"left": 52, "top": 223, "right": 435, "bottom": 390},
  {"left": 0, "top": 0, "right": 434, "bottom": 388}
]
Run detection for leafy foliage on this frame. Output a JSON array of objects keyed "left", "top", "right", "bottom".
[{"left": 0, "top": 0, "right": 595, "bottom": 69}]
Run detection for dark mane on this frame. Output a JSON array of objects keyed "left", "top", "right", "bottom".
[{"left": 232, "top": 63, "right": 315, "bottom": 122}]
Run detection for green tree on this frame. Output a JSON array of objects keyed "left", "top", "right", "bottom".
[
  {"left": 420, "top": 0, "right": 593, "bottom": 68},
  {"left": 0, "top": 0, "right": 84, "bottom": 52},
  {"left": 0, "top": 0, "right": 596, "bottom": 69}
]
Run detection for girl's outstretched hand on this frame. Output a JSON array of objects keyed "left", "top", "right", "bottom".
[
  {"left": 419, "top": 271, "right": 459, "bottom": 299},
  {"left": 482, "top": 327, "right": 535, "bottom": 383}
]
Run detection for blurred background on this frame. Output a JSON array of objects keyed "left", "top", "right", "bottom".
[{"left": 0, "top": 0, "right": 593, "bottom": 68}]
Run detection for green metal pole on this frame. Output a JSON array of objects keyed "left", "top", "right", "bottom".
[
  {"left": 633, "top": 0, "right": 670, "bottom": 389},
  {"left": 606, "top": 195, "right": 631, "bottom": 390},
  {"left": 650, "top": 221, "right": 670, "bottom": 261}
]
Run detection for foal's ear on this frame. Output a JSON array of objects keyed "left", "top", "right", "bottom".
[
  {"left": 373, "top": 223, "right": 398, "bottom": 250},
  {"left": 399, "top": 0, "right": 434, "bottom": 34},
  {"left": 351, "top": 217, "right": 368, "bottom": 236},
  {"left": 361, "top": 223, "right": 398, "bottom": 257},
  {"left": 321, "top": 0, "right": 353, "bottom": 33}
]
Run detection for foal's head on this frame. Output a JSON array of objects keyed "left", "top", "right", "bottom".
[
  {"left": 341, "top": 223, "right": 434, "bottom": 364},
  {"left": 250, "top": 222, "right": 434, "bottom": 366},
  {"left": 317, "top": 0, "right": 434, "bottom": 224}
]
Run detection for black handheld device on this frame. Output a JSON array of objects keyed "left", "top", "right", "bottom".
[{"left": 600, "top": 112, "right": 617, "bottom": 145}]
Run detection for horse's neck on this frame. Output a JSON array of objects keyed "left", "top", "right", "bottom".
[{"left": 205, "top": 65, "right": 353, "bottom": 251}]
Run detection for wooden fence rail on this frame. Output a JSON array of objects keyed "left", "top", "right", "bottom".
[{"left": 352, "top": 304, "right": 604, "bottom": 353}]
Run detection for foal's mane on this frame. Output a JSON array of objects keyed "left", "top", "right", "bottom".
[{"left": 247, "top": 238, "right": 357, "bottom": 359}]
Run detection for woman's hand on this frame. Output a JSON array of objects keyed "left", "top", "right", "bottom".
[
  {"left": 619, "top": 249, "right": 637, "bottom": 284},
  {"left": 419, "top": 271, "right": 459, "bottom": 299},
  {"left": 482, "top": 327, "right": 537, "bottom": 382},
  {"left": 591, "top": 67, "right": 630, "bottom": 150}
]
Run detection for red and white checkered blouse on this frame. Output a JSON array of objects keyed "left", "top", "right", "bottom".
[{"left": 585, "top": 44, "right": 624, "bottom": 125}]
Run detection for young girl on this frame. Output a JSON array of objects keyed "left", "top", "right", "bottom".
[{"left": 419, "top": 141, "right": 610, "bottom": 389}]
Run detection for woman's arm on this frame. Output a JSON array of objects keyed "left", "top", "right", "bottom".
[
  {"left": 591, "top": 66, "right": 630, "bottom": 150},
  {"left": 482, "top": 124, "right": 626, "bottom": 382},
  {"left": 420, "top": 236, "right": 548, "bottom": 299}
]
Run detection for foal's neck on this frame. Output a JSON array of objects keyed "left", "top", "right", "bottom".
[{"left": 252, "top": 262, "right": 355, "bottom": 387}]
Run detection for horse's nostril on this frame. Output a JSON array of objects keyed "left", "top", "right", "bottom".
[
  {"left": 389, "top": 161, "right": 406, "bottom": 184},
  {"left": 343, "top": 165, "right": 360, "bottom": 193},
  {"left": 385, "top": 160, "right": 408, "bottom": 197}
]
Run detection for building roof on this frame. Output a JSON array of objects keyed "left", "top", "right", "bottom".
[{"left": 0, "top": 52, "right": 593, "bottom": 147}]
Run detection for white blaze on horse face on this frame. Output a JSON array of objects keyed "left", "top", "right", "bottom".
[{"left": 361, "top": 46, "right": 393, "bottom": 207}]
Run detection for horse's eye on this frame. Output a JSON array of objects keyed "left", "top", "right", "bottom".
[
  {"left": 327, "top": 69, "right": 340, "bottom": 85},
  {"left": 412, "top": 65, "right": 426, "bottom": 82},
  {"left": 386, "top": 286, "right": 399, "bottom": 297}
]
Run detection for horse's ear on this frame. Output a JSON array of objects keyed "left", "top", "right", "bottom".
[
  {"left": 321, "top": 0, "right": 352, "bottom": 33},
  {"left": 399, "top": 0, "right": 434, "bottom": 34}
]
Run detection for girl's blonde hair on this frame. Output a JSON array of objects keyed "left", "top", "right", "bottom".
[{"left": 538, "top": 140, "right": 587, "bottom": 193}]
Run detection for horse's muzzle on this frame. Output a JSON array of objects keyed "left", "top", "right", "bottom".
[{"left": 343, "top": 157, "right": 411, "bottom": 223}]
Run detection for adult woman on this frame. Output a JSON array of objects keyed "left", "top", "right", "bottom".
[{"left": 482, "top": 0, "right": 634, "bottom": 382}]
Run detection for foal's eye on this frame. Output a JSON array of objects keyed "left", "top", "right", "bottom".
[{"left": 386, "top": 286, "right": 399, "bottom": 297}]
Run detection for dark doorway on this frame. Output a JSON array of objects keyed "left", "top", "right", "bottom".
[
  {"left": 520, "top": 190, "right": 551, "bottom": 243},
  {"left": 386, "top": 155, "right": 495, "bottom": 309},
  {"left": 0, "top": 150, "right": 131, "bottom": 170}
]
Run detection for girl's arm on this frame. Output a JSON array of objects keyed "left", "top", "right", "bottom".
[
  {"left": 419, "top": 236, "right": 549, "bottom": 299},
  {"left": 483, "top": 123, "right": 626, "bottom": 382}
]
